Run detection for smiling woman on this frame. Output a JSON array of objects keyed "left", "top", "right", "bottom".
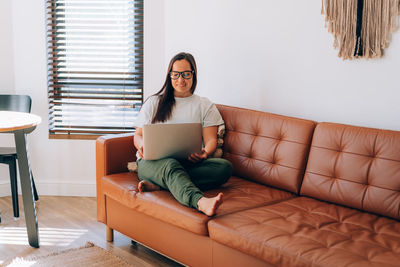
[
  {"left": 45, "top": 0, "right": 144, "bottom": 139},
  {"left": 169, "top": 60, "right": 194, "bottom": 98},
  {"left": 132, "top": 52, "right": 232, "bottom": 217}
]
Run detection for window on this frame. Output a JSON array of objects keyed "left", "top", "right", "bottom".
[{"left": 45, "top": 0, "right": 143, "bottom": 139}]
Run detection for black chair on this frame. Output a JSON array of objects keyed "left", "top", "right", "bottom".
[{"left": 0, "top": 94, "right": 39, "bottom": 218}]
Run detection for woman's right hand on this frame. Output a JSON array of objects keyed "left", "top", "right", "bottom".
[
  {"left": 134, "top": 127, "right": 144, "bottom": 158},
  {"left": 137, "top": 145, "right": 144, "bottom": 158}
]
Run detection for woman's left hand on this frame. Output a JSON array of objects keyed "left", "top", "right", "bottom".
[{"left": 188, "top": 148, "right": 208, "bottom": 163}]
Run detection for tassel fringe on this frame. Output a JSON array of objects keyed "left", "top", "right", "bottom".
[{"left": 322, "top": 0, "right": 400, "bottom": 59}]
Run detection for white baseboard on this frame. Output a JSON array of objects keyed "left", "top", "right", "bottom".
[{"left": 0, "top": 181, "right": 96, "bottom": 197}]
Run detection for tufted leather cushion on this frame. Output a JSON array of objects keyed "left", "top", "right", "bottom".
[
  {"left": 101, "top": 172, "right": 294, "bottom": 236},
  {"left": 217, "top": 105, "right": 316, "bottom": 193},
  {"left": 205, "top": 176, "right": 294, "bottom": 216},
  {"left": 208, "top": 197, "right": 400, "bottom": 266},
  {"left": 301, "top": 122, "right": 400, "bottom": 220}
]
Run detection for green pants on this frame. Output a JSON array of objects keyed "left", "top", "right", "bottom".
[{"left": 137, "top": 158, "right": 232, "bottom": 209}]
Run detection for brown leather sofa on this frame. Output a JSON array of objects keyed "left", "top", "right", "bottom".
[{"left": 96, "top": 104, "right": 400, "bottom": 267}]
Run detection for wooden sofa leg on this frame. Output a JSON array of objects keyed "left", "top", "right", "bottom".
[{"left": 106, "top": 226, "right": 114, "bottom": 242}]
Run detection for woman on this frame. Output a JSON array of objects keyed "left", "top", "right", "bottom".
[{"left": 133, "top": 52, "right": 232, "bottom": 216}]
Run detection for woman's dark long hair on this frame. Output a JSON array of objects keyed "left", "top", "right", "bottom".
[{"left": 151, "top": 52, "right": 197, "bottom": 123}]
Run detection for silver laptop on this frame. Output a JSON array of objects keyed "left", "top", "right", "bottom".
[{"left": 143, "top": 123, "right": 203, "bottom": 160}]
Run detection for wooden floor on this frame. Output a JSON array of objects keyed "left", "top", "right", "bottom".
[{"left": 0, "top": 196, "right": 183, "bottom": 266}]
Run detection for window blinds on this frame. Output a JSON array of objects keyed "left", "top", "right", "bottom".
[{"left": 45, "top": 0, "right": 143, "bottom": 138}]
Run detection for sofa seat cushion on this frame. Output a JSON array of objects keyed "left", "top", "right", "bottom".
[
  {"left": 101, "top": 172, "right": 208, "bottom": 236},
  {"left": 101, "top": 173, "right": 294, "bottom": 236},
  {"left": 100, "top": 172, "right": 138, "bottom": 207},
  {"left": 205, "top": 176, "right": 294, "bottom": 216},
  {"left": 208, "top": 197, "right": 400, "bottom": 267}
]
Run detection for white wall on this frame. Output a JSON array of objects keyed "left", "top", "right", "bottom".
[
  {"left": 144, "top": 0, "right": 165, "bottom": 98},
  {"left": 0, "top": 0, "right": 15, "bottom": 92},
  {"left": 0, "top": 1, "right": 399, "bottom": 197},
  {"left": 165, "top": 0, "right": 400, "bottom": 131},
  {"left": 0, "top": 0, "right": 16, "bottom": 195}
]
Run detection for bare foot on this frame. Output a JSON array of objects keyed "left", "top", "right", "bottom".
[
  {"left": 138, "top": 180, "right": 160, "bottom": 193},
  {"left": 197, "top": 193, "right": 224, "bottom": 216}
]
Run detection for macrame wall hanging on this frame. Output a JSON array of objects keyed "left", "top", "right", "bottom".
[{"left": 322, "top": 0, "right": 400, "bottom": 59}]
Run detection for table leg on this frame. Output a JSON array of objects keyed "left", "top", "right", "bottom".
[{"left": 14, "top": 130, "right": 39, "bottom": 248}]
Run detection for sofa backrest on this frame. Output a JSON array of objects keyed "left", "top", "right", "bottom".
[
  {"left": 217, "top": 105, "right": 316, "bottom": 194},
  {"left": 301, "top": 122, "right": 400, "bottom": 220}
]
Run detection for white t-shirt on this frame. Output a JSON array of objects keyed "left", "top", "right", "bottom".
[{"left": 134, "top": 94, "right": 224, "bottom": 128}]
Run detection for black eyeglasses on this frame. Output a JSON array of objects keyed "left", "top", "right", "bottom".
[{"left": 169, "top": 71, "right": 194, "bottom": 80}]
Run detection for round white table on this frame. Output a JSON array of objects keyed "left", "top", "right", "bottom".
[{"left": 0, "top": 111, "right": 41, "bottom": 248}]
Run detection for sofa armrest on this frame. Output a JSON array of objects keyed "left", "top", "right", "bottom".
[
  {"left": 96, "top": 133, "right": 137, "bottom": 223},
  {"left": 96, "top": 133, "right": 137, "bottom": 178}
]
